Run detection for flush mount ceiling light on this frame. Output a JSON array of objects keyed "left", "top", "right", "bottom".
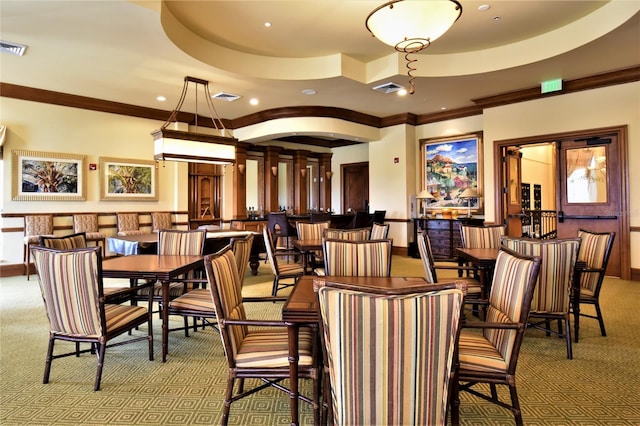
[
  {"left": 366, "top": 0, "right": 462, "bottom": 94},
  {"left": 152, "top": 76, "right": 237, "bottom": 165}
]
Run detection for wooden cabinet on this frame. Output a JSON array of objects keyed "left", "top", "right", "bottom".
[
  {"left": 189, "top": 163, "right": 223, "bottom": 227},
  {"left": 230, "top": 219, "right": 266, "bottom": 233},
  {"left": 410, "top": 217, "right": 484, "bottom": 260}
]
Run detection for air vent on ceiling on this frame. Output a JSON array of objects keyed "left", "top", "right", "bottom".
[
  {"left": 0, "top": 41, "right": 27, "bottom": 56},
  {"left": 372, "top": 82, "right": 405, "bottom": 94},
  {"left": 212, "top": 92, "right": 241, "bottom": 102}
]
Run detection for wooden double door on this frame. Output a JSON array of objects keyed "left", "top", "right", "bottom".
[{"left": 498, "top": 126, "right": 629, "bottom": 279}]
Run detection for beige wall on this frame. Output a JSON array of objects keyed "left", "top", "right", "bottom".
[{"left": 1, "top": 81, "right": 638, "bottom": 270}]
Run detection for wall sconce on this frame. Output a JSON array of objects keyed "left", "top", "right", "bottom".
[
  {"left": 271, "top": 166, "right": 278, "bottom": 177},
  {"left": 325, "top": 171, "right": 334, "bottom": 180},
  {"left": 300, "top": 168, "right": 307, "bottom": 178},
  {"left": 237, "top": 164, "right": 245, "bottom": 175}
]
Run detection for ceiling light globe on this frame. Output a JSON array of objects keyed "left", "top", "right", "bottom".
[{"left": 366, "top": 0, "right": 462, "bottom": 52}]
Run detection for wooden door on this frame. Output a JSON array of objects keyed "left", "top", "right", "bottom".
[
  {"left": 503, "top": 148, "right": 523, "bottom": 237},
  {"left": 557, "top": 134, "right": 623, "bottom": 277},
  {"left": 341, "top": 162, "right": 369, "bottom": 213}
]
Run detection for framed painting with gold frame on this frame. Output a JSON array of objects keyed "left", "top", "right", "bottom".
[
  {"left": 99, "top": 157, "right": 158, "bottom": 201},
  {"left": 419, "top": 132, "right": 483, "bottom": 214},
  {"left": 12, "top": 150, "right": 86, "bottom": 201}
]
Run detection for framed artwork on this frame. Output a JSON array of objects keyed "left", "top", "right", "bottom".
[
  {"left": 99, "top": 157, "right": 158, "bottom": 201},
  {"left": 12, "top": 150, "right": 86, "bottom": 201},
  {"left": 420, "top": 132, "right": 483, "bottom": 213}
]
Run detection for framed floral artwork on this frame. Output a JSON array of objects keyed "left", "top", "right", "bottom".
[
  {"left": 420, "top": 132, "right": 483, "bottom": 214},
  {"left": 12, "top": 150, "right": 86, "bottom": 201},
  {"left": 99, "top": 157, "right": 158, "bottom": 201}
]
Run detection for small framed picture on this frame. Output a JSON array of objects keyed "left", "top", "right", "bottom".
[{"left": 99, "top": 157, "right": 158, "bottom": 201}]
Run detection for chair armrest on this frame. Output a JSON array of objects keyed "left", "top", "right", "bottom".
[
  {"left": 435, "top": 264, "right": 478, "bottom": 272},
  {"left": 273, "top": 250, "right": 300, "bottom": 257},
  {"left": 463, "top": 321, "right": 523, "bottom": 330},
  {"left": 242, "top": 296, "right": 288, "bottom": 303},
  {"left": 221, "top": 318, "right": 288, "bottom": 328}
]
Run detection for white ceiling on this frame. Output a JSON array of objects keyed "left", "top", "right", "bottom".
[{"left": 1, "top": 1, "right": 639, "bottom": 136}]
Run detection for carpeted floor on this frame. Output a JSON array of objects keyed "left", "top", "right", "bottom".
[{"left": 1, "top": 255, "right": 639, "bottom": 425}]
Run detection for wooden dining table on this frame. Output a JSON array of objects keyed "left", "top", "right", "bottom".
[
  {"left": 292, "top": 239, "right": 323, "bottom": 274},
  {"left": 282, "top": 274, "right": 433, "bottom": 425},
  {"left": 107, "top": 230, "right": 267, "bottom": 274},
  {"left": 102, "top": 254, "right": 204, "bottom": 362},
  {"left": 455, "top": 247, "right": 500, "bottom": 293}
]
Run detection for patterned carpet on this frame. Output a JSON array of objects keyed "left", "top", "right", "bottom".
[{"left": 1, "top": 256, "right": 639, "bottom": 425}]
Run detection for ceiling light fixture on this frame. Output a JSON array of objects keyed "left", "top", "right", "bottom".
[
  {"left": 366, "top": 0, "right": 462, "bottom": 95},
  {"left": 151, "top": 76, "right": 237, "bottom": 165}
]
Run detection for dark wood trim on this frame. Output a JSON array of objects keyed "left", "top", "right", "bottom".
[
  {"left": 473, "top": 66, "right": 640, "bottom": 109},
  {"left": 631, "top": 268, "right": 640, "bottom": 282},
  {"left": 2, "top": 67, "right": 637, "bottom": 135},
  {"left": 631, "top": 226, "right": 640, "bottom": 233}
]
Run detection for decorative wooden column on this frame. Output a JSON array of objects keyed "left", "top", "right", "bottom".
[
  {"left": 233, "top": 142, "right": 249, "bottom": 220},
  {"left": 319, "top": 153, "right": 333, "bottom": 212},
  {"left": 264, "top": 146, "right": 282, "bottom": 213},
  {"left": 294, "top": 150, "right": 310, "bottom": 214}
]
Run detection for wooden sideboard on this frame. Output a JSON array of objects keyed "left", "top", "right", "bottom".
[{"left": 409, "top": 217, "right": 484, "bottom": 260}]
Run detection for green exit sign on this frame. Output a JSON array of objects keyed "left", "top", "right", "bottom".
[{"left": 541, "top": 79, "right": 563, "bottom": 93}]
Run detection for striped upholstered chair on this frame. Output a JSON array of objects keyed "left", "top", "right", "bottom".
[
  {"left": 296, "top": 221, "right": 331, "bottom": 270},
  {"left": 370, "top": 222, "right": 390, "bottom": 239},
  {"left": 322, "top": 238, "right": 393, "bottom": 277},
  {"left": 204, "top": 246, "right": 321, "bottom": 426},
  {"left": 263, "top": 227, "right": 304, "bottom": 296},
  {"left": 165, "top": 234, "right": 254, "bottom": 354},
  {"left": 418, "top": 231, "right": 483, "bottom": 300},
  {"left": 459, "top": 224, "right": 506, "bottom": 278},
  {"left": 134, "top": 229, "right": 206, "bottom": 311},
  {"left": 322, "top": 227, "right": 371, "bottom": 241},
  {"left": 573, "top": 229, "right": 615, "bottom": 342},
  {"left": 31, "top": 246, "right": 153, "bottom": 391},
  {"left": 318, "top": 279, "right": 467, "bottom": 425},
  {"left": 502, "top": 237, "right": 581, "bottom": 359},
  {"left": 457, "top": 248, "right": 541, "bottom": 425}
]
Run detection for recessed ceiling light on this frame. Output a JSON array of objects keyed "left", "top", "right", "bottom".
[
  {"left": 264, "top": 22, "right": 271, "bottom": 28},
  {"left": 478, "top": 4, "right": 490, "bottom": 11},
  {"left": 156, "top": 96, "right": 166, "bottom": 102},
  {"left": 302, "top": 89, "right": 317, "bottom": 95},
  {"left": 440, "top": 106, "right": 447, "bottom": 110},
  {"left": 249, "top": 98, "right": 259, "bottom": 106},
  {"left": 493, "top": 16, "right": 501, "bottom": 21},
  {"left": 397, "top": 88, "right": 408, "bottom": 96}
]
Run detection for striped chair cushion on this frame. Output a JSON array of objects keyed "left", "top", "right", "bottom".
[
  {"left": 39, "top": 233, "right": 87, "bottom": 250},
  {"left": 33, "top": 248, "right": 103, "bottom": 338},
  {"left": 370, "top": 223, "right": 389, "bottom": 239},
  {"left": 461, "top": 225, "right": 505, "bottom": 249},
  {"left": 484, "top": 250, "right": 537, "bottom": 362},
  {"left": 236, "top": 328, "right": 314, "bottom": 368},
  {"left": 501, "top": 238, "right": 579, "bottom": 312},
  {"left": 578, "top": 230, "right": 613, "bottom": 295},
  {"left": 232, "top": 234, "right": 254, "bottom": 285},
  {"left": 458, "top": 331, "right": 508, "bottom": 373},
  {"left": 318, "top": 287, "right": 464, "bottom": 426},
  {"left": 104, "top": 304, "right": 148, "bottom": 332},
  {"left": 323, "top": 239, "right": 392, "bottom": 277},
  {"left": 417, "top": 232, "right": 437, "bottom": 283},
  {"left": 323, "top": 228, "right": 371, "bottom": 241},
  {"left": 169, "top": 289, "right": 215, "bottom": 314},
  {"left": 158, "top": 230, "right": 205, "bottom": 255},
  {"left": 137, "top": 282, "right": 196, "bottom": 298},
  {"left": 207, "top": 249, "right": 247, "bottom": 358},
  {"left": 296, "top": 222, "right": 330, "bottom": 240}
]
